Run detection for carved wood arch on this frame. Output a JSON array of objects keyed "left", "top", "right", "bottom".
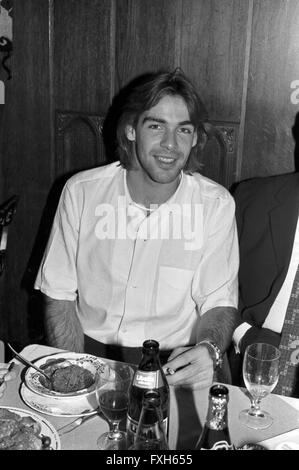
[{"left": 55, "top": 110, "right": 106, "bottom": 177}]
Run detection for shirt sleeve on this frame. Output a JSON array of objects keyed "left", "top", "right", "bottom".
[
  {"left": 34, "top": 182, "right": 80, "bottom": 301},
  {"left": 192, "top": 191, "right": 239, "bottom": 315},
  {"left": 232, "top": 322, "right": 252, "bottom": 353}
]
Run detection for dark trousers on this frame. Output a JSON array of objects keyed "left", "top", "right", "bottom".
[{"left": 84, "top": 335, "right": 172, "bottom": 366}]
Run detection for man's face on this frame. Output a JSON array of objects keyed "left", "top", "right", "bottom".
[{"left": 126, "top": 94, "right": 197, "bottom": 185}]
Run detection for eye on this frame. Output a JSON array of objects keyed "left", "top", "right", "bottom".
[
  {"left": 178, "top": 127, "right": 193, "bottom": 135},
  {"left": 148, "top": 124, "right": 163, "bottom": 130}
]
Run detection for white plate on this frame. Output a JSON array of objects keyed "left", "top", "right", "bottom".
[
  {"left": 0, "top": 405, "right": 61, "bottom": 450},
  {"left": 21, "top": 383, "right": 98, "bottom": 417},
  {"left": 258, "top": 428, "right": 299, "bottom": 450},
  {"left": 24, "top": 352, "right": 105, "bottom": 398}
]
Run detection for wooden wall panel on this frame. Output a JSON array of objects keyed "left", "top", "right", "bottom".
[
  {"left": 242, "top": 0, "right": 299, "bottom": 179},
  {"left": 115, "top": 0, "right": 181, "bottom": 90},
  {"left": 200, "top": 121, "right": 239, "bottom": 189},
  {"left": 54, "top": 0, "right": 113, "bottom": 114},
  {"left": 180, "top": 0, "right": 250, "bottom": 122},
  {"left": 0, "top": 0, "right": 51, "bottom": 345},
  {"left": 55, "top": 111, "right": 105, "bottom": 175},
  {"left": 0, "top": 52, "right": 11, "bottom": 204}
]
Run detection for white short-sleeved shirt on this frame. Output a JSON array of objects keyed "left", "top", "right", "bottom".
[{"left": 34, "top": 162, "right": 239, "bottom": 349}]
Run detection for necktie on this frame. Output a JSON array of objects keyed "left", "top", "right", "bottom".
[{"left": 274, "top": 264, "right": 299, "bottom": 396}]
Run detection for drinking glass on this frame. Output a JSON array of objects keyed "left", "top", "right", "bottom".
[
  {"left": 95, "top": 363, "right": 134, "bottom": 450},
  {"left": 239, "top": 342, "right": 281, "bottom": 430}
]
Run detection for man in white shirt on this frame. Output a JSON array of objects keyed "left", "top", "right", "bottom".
[
  {"left": 229, "top": 172, "right": 299, "bottom": 389},
  {"left": 35, "top": 69, "right": 239, "bottom": 389}
]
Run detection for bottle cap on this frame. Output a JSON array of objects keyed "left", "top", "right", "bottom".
[
  {"left": 142, "top": 339, "right": 160, "bottom": 353},
  {"left": 210, "top": 384, "right": 229, "bottom": 397}
]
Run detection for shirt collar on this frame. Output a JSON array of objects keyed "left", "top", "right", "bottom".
[{"left": 123, "top": 169, "right": 185, "bottom": 213}]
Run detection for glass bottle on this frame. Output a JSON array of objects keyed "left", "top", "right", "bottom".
[
  {"left": 126, "top": 339, "right": 170, "bottom": 449},
  {"left": 195, "top": 384, "right": 233, "bottom": 450},
  {"left": 130, "top": 390, "right": 169, "bottom": 450}
]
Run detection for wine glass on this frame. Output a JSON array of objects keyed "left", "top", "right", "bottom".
[
  {"left": 95, "top": 363, "right": 134, "bottom": 450},
  {"left": 239, "top": 342, "right": 281, "bottom": 430}
]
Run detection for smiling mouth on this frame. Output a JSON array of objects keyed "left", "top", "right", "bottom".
[{"left": 155, "top": 155, "right": 176, "bottom": 164}]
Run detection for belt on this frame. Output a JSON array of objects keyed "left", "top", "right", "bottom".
[{"left": 84, "top": 335, "right": 172, "bottom": 366}]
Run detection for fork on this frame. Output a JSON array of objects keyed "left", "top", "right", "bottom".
[
  {"left": 6, "top": 342, "right": 52, "bottom": 382},
  {"left": 58, "top": 410, "right": 100, "bottom": 435}
]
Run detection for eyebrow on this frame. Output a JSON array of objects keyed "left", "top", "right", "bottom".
[{"left": 142, "top": 116, "right": 194, "bottom": 127}]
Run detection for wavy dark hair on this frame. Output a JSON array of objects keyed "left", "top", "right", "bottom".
[{"left": 114, "top": 69, "right": 209, "bottom": 173}]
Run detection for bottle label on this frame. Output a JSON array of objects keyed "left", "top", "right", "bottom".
[
  {"left": 133, "top": 370, "right": 163, "bottom": 389},
  {"left": 127, "top": 415, "right": 139, "bottom": 436},
  {"left": 202, "top": 441, "right": 234, "bottom": 450},
  {"left": 127, "top": 415, "right": 169, "bottom": 440}
]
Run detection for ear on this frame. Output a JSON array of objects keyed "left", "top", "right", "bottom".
[{"left": 125, "top": 125, "right": 136, "bottom": 142}]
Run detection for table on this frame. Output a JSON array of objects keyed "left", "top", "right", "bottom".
[{"left": 2, "top": 344, "right": 299, "bottom": 450}]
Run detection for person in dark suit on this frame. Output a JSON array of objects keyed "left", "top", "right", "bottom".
[{"left": 228, "top": 172, "right": 299, "bottom": 386}]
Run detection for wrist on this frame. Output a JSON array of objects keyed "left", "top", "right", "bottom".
[{"left": 196, "top": 340, "right": 223, "bottom": 369}]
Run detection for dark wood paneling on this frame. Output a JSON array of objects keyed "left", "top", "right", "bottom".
[
  {"left": 56, "top": 111, "right": 105, "bottom": 176},
  {"left": 200, "top": 122, "right": 239, "bottom": 189},
  {"left": 242, "top": 0, "right": 299, "bottom": 179},
  {"left": 54, "top": 0, "right": 113, "bottom": 114},
  {"left": 0, "top": 54, "right": 10, "bottom": 203},
  {"left": 115, "top": 0, "right": 181, "bottom": 90},
  {"left": 1, "top": 0, "right": 51, "bottom": 346},
  {"left": 180, "top": 0, "right": 250, "bottom": 122}
]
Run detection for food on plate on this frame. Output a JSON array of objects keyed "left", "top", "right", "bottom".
[
  {"left": 0, "top": 409, "right": 52, "bottom": 450},
  {"left": 49, "top": 364, "right": 94, "bottom": 393},
  {"left": 40, "top": 362, "right": 95, "bottom": 393}
]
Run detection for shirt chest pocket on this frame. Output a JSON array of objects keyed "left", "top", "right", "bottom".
[{"left": 156, "top": 266, "right": 194, "bottom": 315}]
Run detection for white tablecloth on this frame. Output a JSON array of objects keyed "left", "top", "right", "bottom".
[{"left": 3, "top": 344, "right": 299, "bottom": 450}]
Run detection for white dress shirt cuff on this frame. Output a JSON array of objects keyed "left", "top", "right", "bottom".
[{"left": 232, "top": 322, "right": 252, "bottom": 354}]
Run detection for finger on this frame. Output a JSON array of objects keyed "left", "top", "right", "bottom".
[
  {"left": 166, "top": 347, "right": 189, "bottom": 362},
  {"left": 164, "top": 347, "right": 206, "bottom": 377},
  {"left": 163, "top": 348, "right": 194, "bottom": 375},
  {"left": 0, "top": 369, "right": 8, "bottom": 380},
  {"left": 6, "top": 363, "right": 20, "bottom": 380},
  {"left": 167, "top": 362, "right": 195, "bottom": 384},
  {"left": 0, "top": 364, "right": 19, "bottom": 381},
  {"left": 4, "top": 370, "right": 17, "bottom": 381},
  {"left": 166, "top": 361, "right": 213, "bottom": 387},
  {"left": 167, "top": 352, "right": 214, "bottom": 383}
]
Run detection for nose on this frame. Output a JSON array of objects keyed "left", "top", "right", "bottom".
[{"left": 160, "top": 129, "right": 178, "bottom": 150}]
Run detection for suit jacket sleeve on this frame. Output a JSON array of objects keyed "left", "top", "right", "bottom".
[
  {"left": 240, "top": 326, "right": 281, "bottom": 354},
  {"left": 232, "top": 178, "right": 284, "bottom": 354}
]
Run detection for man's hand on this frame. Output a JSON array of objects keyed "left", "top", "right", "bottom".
[
  {"left": 162, "top": 344, "right": 214, "bottom": 390},
  {"left": 0, "top": 363, "right": 18, "bottom": 398}
]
